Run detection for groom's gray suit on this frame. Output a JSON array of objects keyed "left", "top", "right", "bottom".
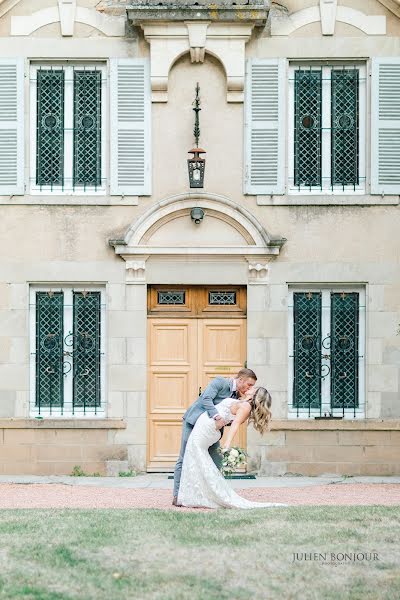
[{"left": 173, "top": 376, "right": 237, "bottom": 498}]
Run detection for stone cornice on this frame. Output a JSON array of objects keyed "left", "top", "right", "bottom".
[
  {"left": 127, "top": 3, "right": 268, "bottom": 25},
  {"left": 99, "top": 1, "right": 269, "bottom": 25}
]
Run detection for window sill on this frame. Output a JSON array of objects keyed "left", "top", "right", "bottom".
[
  {"left": 272, "top": 419, "right": 400, "bottom": 430},
  {"left": 0, "top": 195, "right": 139, "bottom": 206},
  {"left": 0, "top": 418, "right": 127, "bottom": 429},
  {"left": 256, "top": 195, "right": 400, "bottom": 206}
]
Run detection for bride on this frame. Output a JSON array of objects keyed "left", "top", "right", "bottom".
[{"left": 177, "top": 387, "right": 289, "bottom": 509}]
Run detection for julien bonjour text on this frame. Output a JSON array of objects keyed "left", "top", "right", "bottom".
[{"left": 292, "top": 552, "right": 379, "bottom": 563}]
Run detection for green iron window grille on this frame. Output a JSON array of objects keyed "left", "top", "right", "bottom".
[
  {"left": 291, "top": 291, "right": 362, "bottom": 417},
  {"left": 331, "top": 69, "right": 359, "bottom": 186},
  {"left": 36, "top": 69, "right": 65, "bottom": 187},
  {"left": 34, "top": 65, "right": 104, "bottom": 192},
  {"left": 292, "top": 65, "right": 363, "bottom": 191},
  {"left": 35, "top": 291, "right": 64, "bottom": 409},
  {"left": 293, "top": 292, "right": 322, "bottom": 410},
  {"left": 73, "top": 70, "right": 102, "bottom": 188},
  {"left": 294, "top": 70, "right": 322, "bottom": 188},
  {"left": 34, "top": 289, "right": 103, "bottom": 415},
  {"left": 330, "top": 293, "right": 359, "bottom": 409},
  {"left": 72, "top": 292, "right": 101, "bottom": 410}
]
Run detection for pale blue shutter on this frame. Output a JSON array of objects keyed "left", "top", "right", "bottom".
[
  {"left": 371, "top": 58, "right": 400, "bottom": 195},
  {"left": 0, "top": 59, "right": 24, "bottom": 195},
  {"left": 244, "top": 59, "right": 285, "bottom": 195},
  {"left": 110, "top": 58, "right": 151, "bottom": 196}
]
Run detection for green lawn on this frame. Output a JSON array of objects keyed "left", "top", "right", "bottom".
[{"left": 0, "top": 507, "right": 399, "bottom": 600}]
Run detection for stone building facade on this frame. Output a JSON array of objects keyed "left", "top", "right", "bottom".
[{"left": 0, "top": 0, "right": 399, "bottom": 476}]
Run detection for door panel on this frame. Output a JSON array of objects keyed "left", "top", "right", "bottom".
[
  {"left": 198, "top": 320, "right": 247, "bottom": 456},
  {"left": 148, "top": 319, "right": 197, "bottom": 470},
  {"left": 199, "top": 320, "right": 245, "bottom": 371},
  {"left": 147, "top": 310, "right": 247, "bottom": 471},
  {"left": 151, "top": 373, "right": 189, "bottom": 411},
  {"left": 150, "top": 322, "right": 193, "bottom": 365},
  {"left": 151, "top": 420, "right": 183, "bottom": 463}
]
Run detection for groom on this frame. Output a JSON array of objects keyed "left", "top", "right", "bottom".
[{"left": 172, "top": 368, "right": 257, "bottom": 506}]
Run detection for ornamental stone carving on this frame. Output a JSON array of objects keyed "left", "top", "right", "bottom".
[
  {"left": 124, "top": 258, "right": 149, "bottom": 284},
  {"left": 110, "top": 193, "right": 286, "bottom": 285},
  {"left": 271, "top": 3, "right": 386, "bottom": 36},
  {"left": 11, "top": 1, "right": 125, "bottom": 36},
  {"left": 247, "top": 261, "right": 270, "bottom": 284},
  {"left": 100, "top": 1, "right": 269, "bottom": 103}
]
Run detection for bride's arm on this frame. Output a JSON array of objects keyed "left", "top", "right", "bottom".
[{"left": 221, "top": 403, "right": 251, "bottom": 449}]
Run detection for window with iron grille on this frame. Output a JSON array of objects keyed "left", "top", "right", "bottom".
[
  {"left": 30, "top": 64, "right": 106, "bottom": 194},
  {"left": 157, "top": 291, "right": 186, "bottom": 305},
  {"left": 288, "top": 287, "right": 365, "bottom": 418},
  {"left": 288, "top": 63, "right": 366, "bottom": 194},
  {"left": 208, "top": 291, "right": 237, "bottom": 305},
  {"left": 30, "top": 286, "right": 106, "bottom": 416}
]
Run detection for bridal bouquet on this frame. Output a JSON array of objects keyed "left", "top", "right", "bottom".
[{"left": 219, "top": 447, "right": 247, "bottom": 477}]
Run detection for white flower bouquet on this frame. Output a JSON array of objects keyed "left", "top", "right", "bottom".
[{"left": 218, "top": 446, "right": 247, "bottom": 477}]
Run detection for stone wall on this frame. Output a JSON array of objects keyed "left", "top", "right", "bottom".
[
  {"left": 247, "top": 421, "right": 400, "bottom": 476},
  {"left": 0, "top": 420, "right": 126, "bottom": 475}
]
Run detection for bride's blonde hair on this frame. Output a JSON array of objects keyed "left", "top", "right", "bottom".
[{"left": 248, "top": 387, "right": 272, "bottom": 435}]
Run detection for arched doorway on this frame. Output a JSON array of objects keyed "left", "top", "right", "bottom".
[{"left": 111, "top": 192, "right": 286, "bottom": 470}]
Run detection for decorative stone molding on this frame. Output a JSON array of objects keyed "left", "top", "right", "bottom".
[
  {"left": 58, "top": 0, "right": 76, "bottom": 36},
  {"left": 109, "top": 192, "right": 286, "bottom": 283},
  {"left": 123, "top": 257, "right": 149, "bottom": 285},
  {"left": 187, "top": 22, "right": 208, "bottom": 63},
  {"left": 271, "top": 5, "right": 386, "bottom": 36},
  {"left": 11, "top": 5, "right": 125, "bottom": 37},
  {"left": 320, "top": 0, "right": 337, "bottom": 35},
  {"left": 246, "top": 260, "right": 270, "bottom": 285},
  {"left": 140, "top": 21, "right": 255, "bottom": 102}
]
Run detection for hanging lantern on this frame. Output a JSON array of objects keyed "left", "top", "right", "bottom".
[
  {"left": 188, "top": 148, "right": 206, "bottom": 188},
  {"left": 187, "top": 82, "right": 206, "bottom": 188}
]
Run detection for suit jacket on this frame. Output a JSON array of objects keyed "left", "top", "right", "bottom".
[{"left": 183, "top": 376, "right": 235, "bottom": 426}]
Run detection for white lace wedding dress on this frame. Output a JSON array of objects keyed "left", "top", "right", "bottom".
[{"left": 177, "top": 397, "right": 288, "bottom": 509}]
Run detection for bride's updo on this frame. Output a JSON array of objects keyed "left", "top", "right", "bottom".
[{"left": 248, "top": 387, "right": 272, "bottom": 435}]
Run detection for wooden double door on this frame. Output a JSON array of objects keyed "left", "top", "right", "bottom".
[{"left": 147, "top": 286, "right": 247, "bottom": 471}]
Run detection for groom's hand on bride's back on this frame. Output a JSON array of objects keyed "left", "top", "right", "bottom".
[{"left": 214, "top": 418, "right": 226, "bottom": 430}]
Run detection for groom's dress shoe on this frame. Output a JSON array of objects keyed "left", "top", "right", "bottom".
[{"left": 172, "top": 496, "right": 182, "bottom": 507}]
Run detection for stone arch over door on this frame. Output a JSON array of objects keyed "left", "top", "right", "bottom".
[
  {"left": 109, "top": 192, "right": 286, "bottom": 471},
  {"left": 110, "top": 192, "right": 286, "bottom": 284}
]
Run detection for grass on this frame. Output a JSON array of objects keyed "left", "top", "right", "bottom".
[
  {"left": 70, "top": 466, "right": 101, "bottom": 477},
  {"left": 0, "top": 507, "right": 398, "bottom": 599}
]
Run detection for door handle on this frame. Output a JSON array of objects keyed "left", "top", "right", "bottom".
[{"left": 198, "top": 386, "right": 202, "bottom": 396}]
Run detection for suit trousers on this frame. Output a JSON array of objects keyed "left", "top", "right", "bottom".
[{"left": 173, "top": 418, "right": 223, "bottom": 497}]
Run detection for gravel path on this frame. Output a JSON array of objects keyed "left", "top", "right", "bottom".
[{"left": 0, "top": 483, "right": 399, "bottom": 510}]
